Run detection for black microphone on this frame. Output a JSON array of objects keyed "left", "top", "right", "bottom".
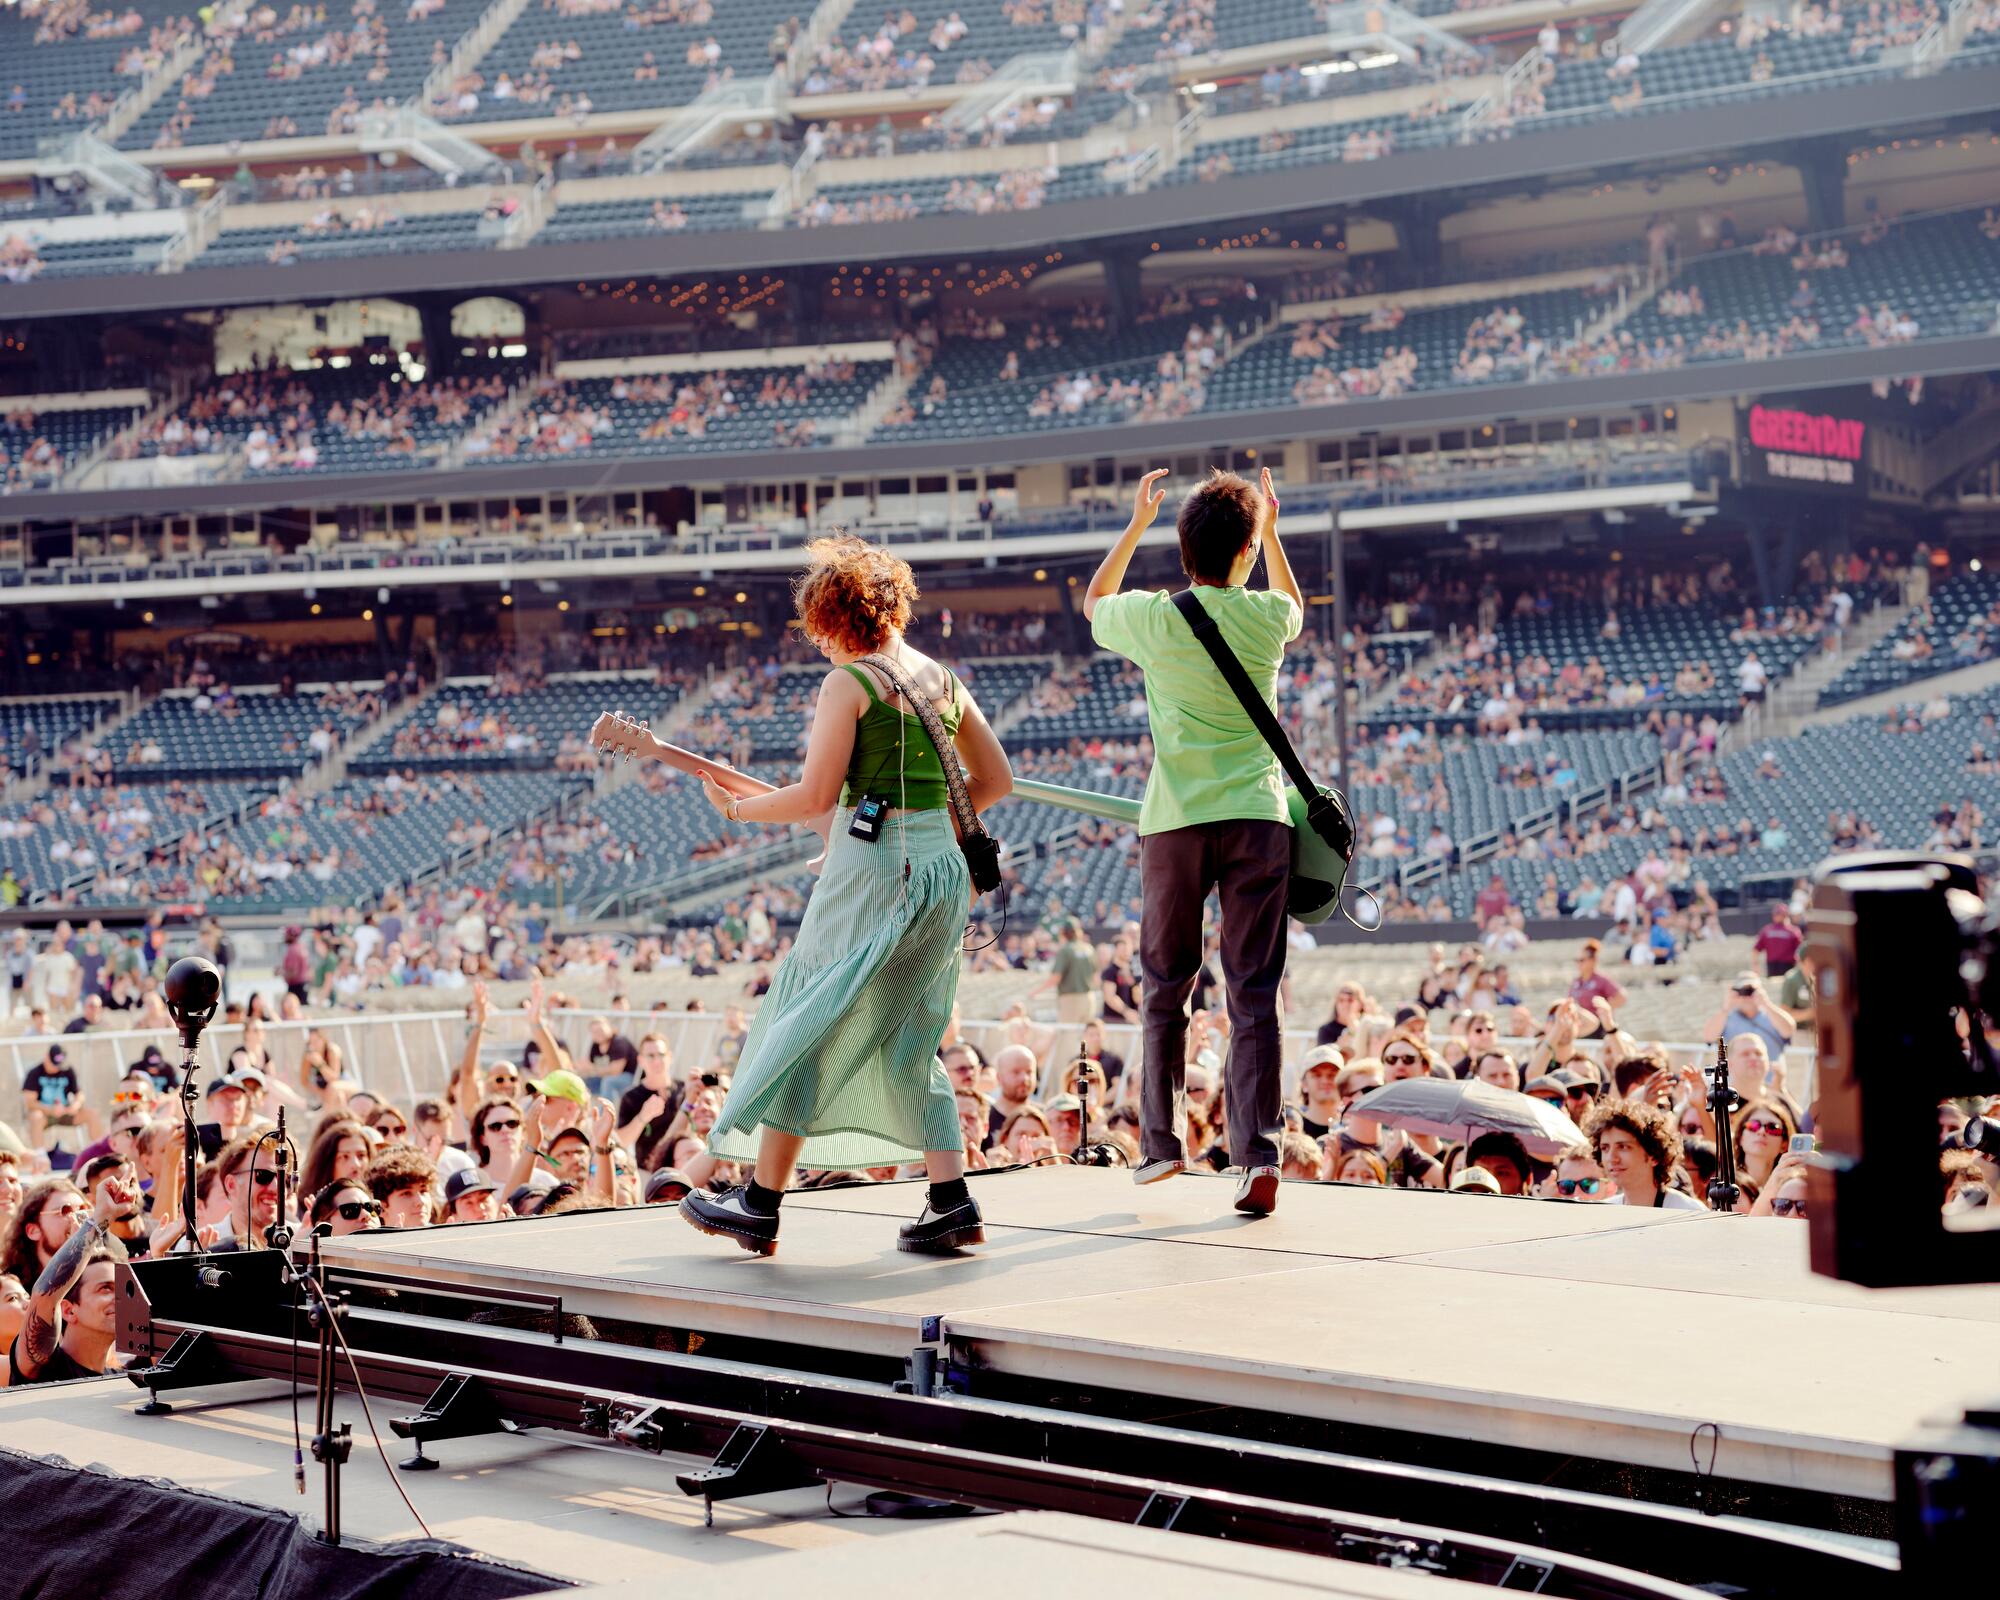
[
  {"left": 164, "top": 956, "right": 222, "bottom": 1051},
  {"left": 196, "top": 1266, "right": 230, "bottom": 1288}
]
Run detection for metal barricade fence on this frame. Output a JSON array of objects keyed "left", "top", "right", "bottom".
[{"left": 4, "top": 1008, "right": 1818, "bottom": 1144}]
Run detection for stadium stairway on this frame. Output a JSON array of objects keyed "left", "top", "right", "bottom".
[
  {"left": 833, "top": 361, "right": 921, "bottom": 448},
  {"left": 0, "top": 692, "right": 144, "bottom": 806},
  {"left": 1729, "top": 598, "right": 1911, "bottom": 748},
  {"left": 302, "top": 679, "right": 441, "bottom": 795},
  {"left": 1797, "top": 652, "right": 2000, "bottom": 731},
  {"left": 444, "top": 366, "right": 546, "bottom": 467},
  {"left": 419, "top": 0, "right": 539, "bottom": 116},
  {"left": 98, "top": 29, "right": 205, "bottom": 149}
]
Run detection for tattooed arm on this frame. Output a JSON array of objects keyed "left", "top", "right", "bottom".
[
  {"left": 15, "top": 1175, "right": 129, "bottom": 1380},
  {"left": 14, "top": 1219, "right": 100, "bottom": 1380}
]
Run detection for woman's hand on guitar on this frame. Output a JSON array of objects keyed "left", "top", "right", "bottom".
[
  {"left": 698, "top": 771, "right": 737, "bottom": 818},
  {"left": 803, "top": 807, "right": 834, "bottom": 874}
]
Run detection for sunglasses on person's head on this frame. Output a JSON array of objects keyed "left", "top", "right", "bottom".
[
  {"left": 485, "top": 1115, "right": 523, "bottom": 1132},
  {"left": 1556, "top": 1176, "right": 1603, "bottom": 1196},
  {"left": 1742, "top": 1117, "right": 1786, "bottom": 1136},
  {"left": 1771, "top": 1195, "right": 1808, "bottom": 1217},
  {"left": 334, "top": 1198, "right": 382, "bottom": 1222}
]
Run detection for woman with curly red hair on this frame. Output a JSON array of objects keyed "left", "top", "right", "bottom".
[{"left": 680, "top": 536, "right": 1013, "bottom": 1257}]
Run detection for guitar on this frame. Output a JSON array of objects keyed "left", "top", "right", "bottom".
[
  {"left": 588, "top": 709, "right": 834, "bottom": 867},
  {"left": 588, "top": 718, "right": 1354, "bottom": 923},
  {"left": 1008, "top": 776, "right": 1353, "bottom": 925}
]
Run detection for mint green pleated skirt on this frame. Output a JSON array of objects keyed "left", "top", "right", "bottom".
[{"left": 706, "top": 806, "right": 970, "bottom": 1168}]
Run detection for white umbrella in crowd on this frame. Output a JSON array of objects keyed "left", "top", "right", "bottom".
[{"left": 1348, "top": 1078, "right": 1584, "bottom": 1158}]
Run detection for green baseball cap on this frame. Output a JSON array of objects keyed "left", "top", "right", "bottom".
[{"left": 527, "top": 1068, "right": 589, "bottom": 1107}]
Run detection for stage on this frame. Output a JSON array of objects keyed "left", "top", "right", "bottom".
[{"left": 312, "top": 1167, "right": 2000, "bottom": 1505}]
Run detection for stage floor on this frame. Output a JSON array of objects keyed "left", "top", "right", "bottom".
[{"left": 320, "top": 1167, "right": 2000, "bottom": 1503}]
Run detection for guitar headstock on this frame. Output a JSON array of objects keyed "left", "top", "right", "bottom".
[{"left": 588, "top": 710, "right": 651, "bottom": 762}]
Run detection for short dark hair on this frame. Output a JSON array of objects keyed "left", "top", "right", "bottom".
[{"left": 1176, "top": 470, "right": 1261, "bottom": 584}]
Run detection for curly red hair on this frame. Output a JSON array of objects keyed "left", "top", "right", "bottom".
[{"left": 792, "top": 535, "right": 917, "bottom": 655}]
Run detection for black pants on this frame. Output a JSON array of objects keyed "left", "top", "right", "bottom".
[{"left": 1139, "top": 818, "right": 1291, "bottom": 1170}]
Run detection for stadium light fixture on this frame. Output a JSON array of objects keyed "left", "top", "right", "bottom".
[
  {"left": 1973, "top": 560, "right": 1984, "bottom": 573},
  {"left": 1356, "top": 52, "right": 1399, "bottom": 69},
  {"left": 1189, "top": 81, "right": 1217, "bottom": 94}
]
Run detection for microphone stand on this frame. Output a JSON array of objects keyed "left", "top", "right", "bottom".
[
  {"left": 1706, "top": 1035, "right": 1744, "bottom": 1212},
  {"left": 1068, "top": 1051, "right": 1120, "bottom": 1168}
]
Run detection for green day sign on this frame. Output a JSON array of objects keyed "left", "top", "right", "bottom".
[{"left": 1739, "top": 402, "right": 1867, "bottom": 493}]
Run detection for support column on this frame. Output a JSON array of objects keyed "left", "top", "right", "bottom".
[
  {"left": 1102, "top": 248, "right": 1144, "bottom": 335},
  {"left": 1792, "top": 137, "right": 1848, "bottom": 234}
]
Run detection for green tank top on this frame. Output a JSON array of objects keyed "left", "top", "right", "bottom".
[{"left": 840, "top": 662, "right": 963, "bottom": 811}]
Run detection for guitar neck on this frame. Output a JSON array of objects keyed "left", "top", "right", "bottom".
[{"left": 1011, "top": 777, "right": 1143, "bottom": 827}]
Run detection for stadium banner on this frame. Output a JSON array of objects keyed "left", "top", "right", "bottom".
[{"left": 1737, "top": 399, "right": 1867, "bottom": 494}]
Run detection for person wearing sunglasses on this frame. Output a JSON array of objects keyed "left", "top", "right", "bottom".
[
  {"left": 1379, "top": 1041, "right": 1433, "bottom": 1084},
  {"left": 1731, "top": 1097, "right": 1797, "bottom": 1191},
  {"left": 309, "top": 1180, "right": 383, "bottom": 1237},
  {"left": 469, "top": 1096, "right": 539, "bottom": 1194},
  {"left": 207, "top": 1132, "right": 289, "bottom": 1251},
  {"left": 1539, "top": 1142, "right": 1610, "bottom": 1203}
]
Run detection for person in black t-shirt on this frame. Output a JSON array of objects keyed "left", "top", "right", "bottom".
[
  {"left": 615, "top": 1032, "right": 679, "bottom": 1167},
  {"left": 1315, "top": 982, "right": 1369, "bottom": 1049},
  {"left": 9, "top": 1171, "right": 134, "bottom": 1385},
  {"left": 1295, "top": 1045, "right": 1346, "bottom": 1140},
  {"left": 21, "top": 1045, "right": 82, "bottom": 1149},
  {"left": 587, "top": 1017, "right": 639, "bottom": 1090},
  {"left": 1098, "top": 936, "right": 1141, "bottom": 1025}
]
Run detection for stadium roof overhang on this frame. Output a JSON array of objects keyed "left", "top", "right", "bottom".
[
  {"left": 6, "top": 330, "right": 1997, "bottom": 534},
  {"left": 3, "top": 63, "right": 1998, "bottom": 324}
]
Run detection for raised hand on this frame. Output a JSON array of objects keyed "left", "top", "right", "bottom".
[
  {"left": 1130, "top": 467, "right": 1169, "bottom": 532},
  {"left": 470, "top": 978, "right": 490, "bottom": 1029}
]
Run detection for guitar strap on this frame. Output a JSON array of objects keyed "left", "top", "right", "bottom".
[{"left": 1170, "top": 589, "right": 1355, "bottom": 861}]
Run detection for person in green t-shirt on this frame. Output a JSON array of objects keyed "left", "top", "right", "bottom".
[
  {"left": 1030, "top": 918, "right": 1100, "bottom": 1024},
  {"left": 1084, "top": 465, "right": 1304, "bottom": 1218}
]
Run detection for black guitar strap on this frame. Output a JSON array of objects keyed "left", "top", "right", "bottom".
[{"left": 1170, "top": 588, "right": 1355, "bottom": 857}]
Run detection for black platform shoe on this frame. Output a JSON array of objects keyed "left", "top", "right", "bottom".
[
  {"left": 897, "top": 1194, "right": 985, "bottom": 1254},
  {"left": 681, "top": 1186, "right": 780, "bottom": 1256}
]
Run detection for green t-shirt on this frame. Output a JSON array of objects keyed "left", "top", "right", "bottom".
[
  {"left": 1053, "top": 940, "right": 1097, "bottom": 995},
  {"left": 1090, "top": 585, "right": 1303, "bottom": 835},
  {"left": 1777, "top": 964, "right": 1815, "bottom": 1021}
]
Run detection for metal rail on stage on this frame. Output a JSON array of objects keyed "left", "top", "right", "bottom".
[{"left": 114, "top": 1250, "right": 1896, "bottom": 1600}]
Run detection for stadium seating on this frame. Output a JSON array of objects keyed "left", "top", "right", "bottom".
[
  {"left": 1, "top": 404, "right": 143, "bottom": 491},
  {"left": 1819, "top": 570, "right": 2000, "bottom": 707},
  {"left": 138, "top": 361, "right": 529, "bottom": 476},
  {"left": 1621, "top": 209, "right": 2000, "bottom": 362},
  {"left": 535, "top": 190, "right": 773, "bottom": 244},
  {"left": 451, "top": 0, "right": 798, "bottom": 127},
  {"left": 352, "top": 672, "right": 684, "bottom": 772},
  {"left": 7, "top": 229, "right": 183, "bottom": 277},
  {"left": 496, "top": 359, "right": 889, "bottom": 461},
  {"left": 872, "top": 299, "right": 1260, "bottom": 444},
  {"left": 109, "top": 690, "right": 372, "bottom": 780},
  {"left": 1204, "top": 286, "right": 1594, "bottom": 414},
  {"left": 797, "top": 161, "right": 1130, "bottom": 226},
  {"left": 1369, "top": 602, "right": 1819, "bottom": 731},
  {"left": 0, "top": 696, "right": 121, "bottom": 774},
  {"left": 1445, "top": 687, "right": 2000, "bottom": 917},
  {"left": 119, "top": 0, "right": 490, "bottom": 151},
  {"left": 0, "top": 6, "right": 193, "bottom": 162},
  {"left": 1538, "top": 32, "right": 1899, "bottom": 125},
  {"left": 1007, "top": 657, "right": 1149, "bottom": 747},
  {"left": 796, "top": 0, "right": 1079, "bottom": 99},
  {"left": 6, "top": 779, "right": 273, "bottom": 897},
  {"left": 197, "top": 206, "right": 497, "bottom": 270},
  {"left": 115, "top": 770, "right": 580, "bottom": 909}
]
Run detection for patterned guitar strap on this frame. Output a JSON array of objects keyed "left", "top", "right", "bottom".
[{"left": 861, "top": 654, "right": 989, "bottom": 853}]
